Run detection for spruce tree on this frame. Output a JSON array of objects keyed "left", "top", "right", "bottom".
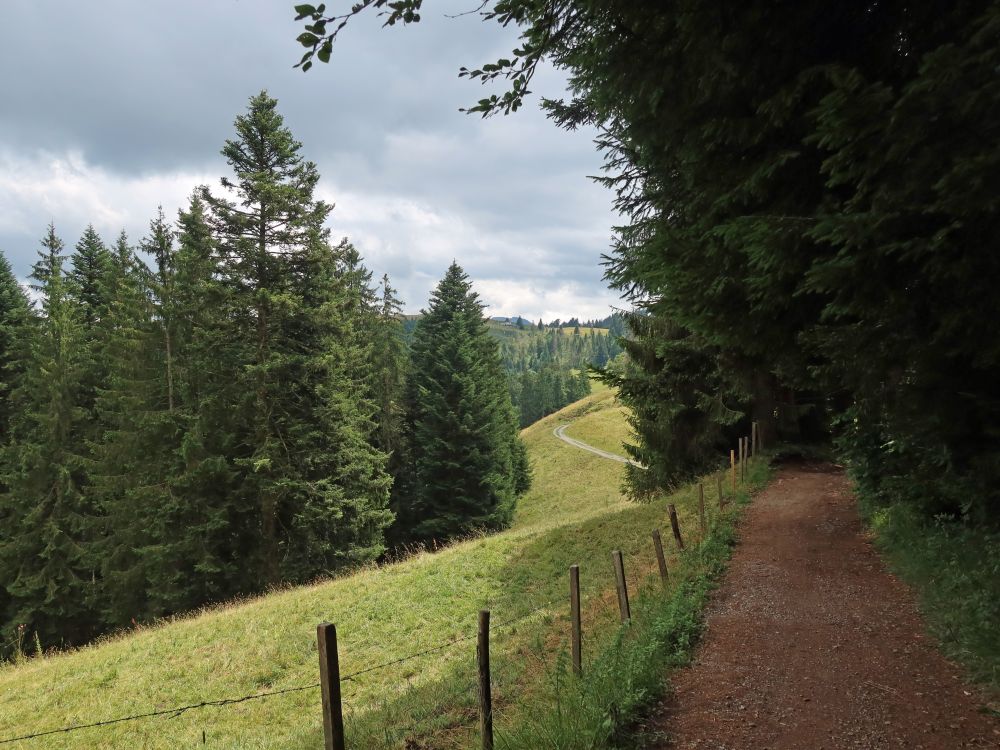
[
  {"left": 402, "top": 262, "right": 529, "bottom": 542},
  {"left": 89, "top": 230, "right": 162, "bottom": 625},
  {"left": 0, "top": 252, "right": 32, "bottom": 636},
  {"left": 372, "top": 274, "right": 407, "bottom": 464},
  {"left": 202, "top": 90, "right": 392, "bottom": 585},
  {"left": 30, "top": 223, "right": 65, "bottom": 291},
  {"left": 143, "top": 195, "right": 249, "bottom": 614},
  {"left": 0, "top": 237, "right": 98, "bottom": 648},
  {"left": 69, "top": 225, "right": 112, "bottom": 327},
  {"left": 0, "top": 252, "right": 32, "bottom": 450},
  {"left": 68, "top": 225, "right": 113, "bottom": 460}
]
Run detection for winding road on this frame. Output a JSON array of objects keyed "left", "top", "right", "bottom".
[{"left": 552, "top": 422, "right": 642, "bottom": 466}]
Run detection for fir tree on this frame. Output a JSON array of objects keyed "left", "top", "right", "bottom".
[
  {"left": 30, "top": 223, "right": 65, "bottom": 291},
  {"left": 402, "top": 262, "right": 529, "bottom": 542},
  {"left": 372, "top": 274, "right": 407, "bottom": 464},
  {"left": 0, "top": 252, "right": 32, "bottom": 450},
  {"left": 89, "top": 230, "right": 162, "bottom": 625},
  {"left": 69, "top": 225, "right": 112, "bottom": 327},
  {"left": 202, "top": 90, "right": 392, "bottom": 585},
  {"left": 0, "top": 253, "right": 34, "bottom": 633},
  {"left": 68, "top": 225, "right": 113, "bottom": 454},
  {"left": 143, "top": 194, "right": 249, "bottom": 614},
  {"left": 142, "top": 206, "right": 177, "bottom": 412},
  {"left": 0, "top": 241, "right": 98, "bottom": 648}
]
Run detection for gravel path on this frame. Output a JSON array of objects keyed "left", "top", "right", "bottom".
[
  {"left": 552, "top": 423, "right": 642, "bottom": 466},
  {"left": 646, "top": 461, "right": 999, "bottom": 749}
]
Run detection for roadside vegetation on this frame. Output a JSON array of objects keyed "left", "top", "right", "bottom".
[{"left": 860, "top": 496, "right": 1000, "bottom": 697}]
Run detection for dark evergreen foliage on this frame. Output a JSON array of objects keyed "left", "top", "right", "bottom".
[
  {"left": 0, "top": 238, "right": 98, "bottom": 646},
  {"left": 400, "top": 262, "right": 529, "bottom": 543},
  {"left": 298, "top": 1, "right": 998, "bottom": 516},
  {"left": 201, "top": 90, "right": 393, "bottom": 585},
  {"left": 0, "top": 94, "right": 402, "bottom": 653}
]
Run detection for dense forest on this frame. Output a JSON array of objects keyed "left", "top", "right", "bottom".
[
  {"left": 0, "top": 93, "right": 529, "bottom": 653},
  {"left": 296, "top": 1, "right": 1000, "bottom": 525},
  {"left": 498, "top": 325, "right": 618, "bottom": 426},
  {"left": 405, "top": 314, "right": 624, "bottom": 426}
]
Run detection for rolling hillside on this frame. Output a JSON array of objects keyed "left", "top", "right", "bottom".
[{"left": 0, "top": 386, "right": 740, "bottom": 749}]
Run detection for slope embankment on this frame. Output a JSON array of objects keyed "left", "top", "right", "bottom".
[{"left": 0, "top": 385, "right": 713, "bottom": 749}]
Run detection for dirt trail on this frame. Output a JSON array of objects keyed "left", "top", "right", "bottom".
[{"left": 647, "top": 461, "right": 999, "bottom": 749}]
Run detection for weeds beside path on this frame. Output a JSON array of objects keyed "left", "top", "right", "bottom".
[{"left": 644, "top": 461, "right": 999, "bottom": 749}]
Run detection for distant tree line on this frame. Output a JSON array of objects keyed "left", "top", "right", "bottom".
[
  {"left": 0, "top": 92, "right": 528, "bottom": 654},
  {"left": 497, "top": 325, "right": 621, "bottom": 426},
  {"left": 407, "top": 311, "right": 624, "bottom": 428}
]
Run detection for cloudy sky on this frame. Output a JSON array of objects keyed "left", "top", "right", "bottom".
[{"left": 0, "top": 1, "right": 622, "bottom": 321}]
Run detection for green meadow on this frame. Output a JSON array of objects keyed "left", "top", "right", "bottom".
[{"left": 0, "top": 387, "right": 760, "bottom": 749}]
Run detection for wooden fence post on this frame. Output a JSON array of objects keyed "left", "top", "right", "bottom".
[
  {"left": 612, "top": 550, "right": 631, "bottom": 623},
  {"left": 730, "top": 449, "right": 737, "bottom": 493},
  {"left": 668, "top": 504, "right": 684, "bottom": 550},
  {"left": 569, "top": 565, "right": 582, "bottom": 676},
  {"left": 478, "top": 610, "right": 493, "bottom": 750},
  {"left": 698, "top": 483, "right": 706, "bottom": 535},
  {"left": 317, "top": 623, "right": 346, "bottom": 750},
  {"left": 652, "top": 529, "right": 668, "bottom": 586}
]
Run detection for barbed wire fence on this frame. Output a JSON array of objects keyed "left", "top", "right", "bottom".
[
  {"left": 0, "top": 427, "right": 761, "bottom": 749},
  {"left": 0, "top": 599, "right": 559, "bottom": 747}
]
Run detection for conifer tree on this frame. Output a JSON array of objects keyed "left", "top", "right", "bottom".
[
  {"left": 142, "top": 195, "right": 249, "bottom": 614},
  {"left": 0, "top": 252, "right": 32, "bottom": 451},
  {"left": 30, "top": 223, "right": 65, "bottom": 291},
  {"left": 89, "top": 230, "right": 162, "bottom": 624},
  {"left": 143, "top": 207, "right": 177, "bottom": 411},
  {"left": 372, "top": 274, "right": 407, "bottom": 465},
  {"left": 68, "top": 225, "right": 113, "bottom": 460},
  {"left": 69, "top": 226, "right": 112, "bottom": 327},
  {"left": 402, "top": 262, "right": 529, "bottom": 542},
  {"left": 202, "top": 90, "right": 392, "bottom": 584},
  {"left": 0, "top": 235, "right": 98, "bottom": 647},
  {"left": 0, "top": 252, "right": 33, "bottom": 632}
]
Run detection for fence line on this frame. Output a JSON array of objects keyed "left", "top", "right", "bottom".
[
  {"left": 0, "top": 683, "right": 322, "bottom": 746},
  {"left": 1, "top": 437, "right": 759, "bottom": 747},
  {"left": 0, "top": 599, "right": 559, "bottom": 747}
]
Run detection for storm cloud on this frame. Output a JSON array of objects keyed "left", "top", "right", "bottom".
[{"left": 0, "top": 0, "right": 622, "bottom": 320}]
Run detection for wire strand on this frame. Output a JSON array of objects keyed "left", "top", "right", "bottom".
[
  {"left": 0, "top": 683, "right": 320, "bottom": 745},
  {"left": 0, "top": 599, "right": 560, "bottom": 746}
]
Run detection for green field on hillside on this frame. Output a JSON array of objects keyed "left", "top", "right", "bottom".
[
  {"left": 0, "top": 388, "right": 746, "bottom": 749},
  {"left": 563, "top": 396, "right": 634, "bottom": 458}
]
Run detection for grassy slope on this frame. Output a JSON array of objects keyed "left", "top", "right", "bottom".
[
  {"left": 0, "top": 388, "right": 737, "bottom": 749},
  {"left": 562, "top": 393, "right": 633, "bottom": 458}
]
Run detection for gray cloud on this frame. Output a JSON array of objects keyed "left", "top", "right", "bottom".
[{"left": 0, "top": 0, "right": 621, "bottom": 320}]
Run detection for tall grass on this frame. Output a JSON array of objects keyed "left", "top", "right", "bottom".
[
  {"left": 494, "top": 459, "right": 771, "bottom": 749},
  {"left": 861, "top": 498, "right": 1000, "bottom": 695}
]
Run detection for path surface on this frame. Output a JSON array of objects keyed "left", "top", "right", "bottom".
[
  {"left": 646, "top": 461, "right": 999, "bottom": 749},
  {"left": 553, "top": 422, "right": 641, "bottom": 466}
]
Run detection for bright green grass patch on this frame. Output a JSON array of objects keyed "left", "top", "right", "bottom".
[
  {"left": 562, "top": 393, "right": 633, "bottom": 458},
  {"left": 0, "top": 391, "right": 760, "bottom": 749},
  {"left": 860, "top": 498, "right": 1000, "bottom": 696}
]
